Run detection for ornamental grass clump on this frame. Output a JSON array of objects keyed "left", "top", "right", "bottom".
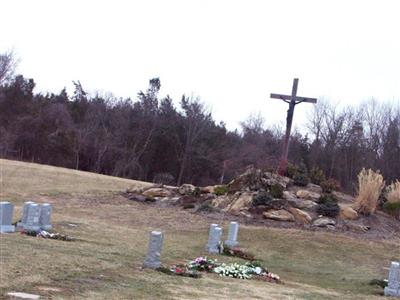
[
  {"left": 354, "top": 168, "right": 385, "bottom": 215},
  {"left": 385, "top": 181, "right": 400, "bottom": 204}
]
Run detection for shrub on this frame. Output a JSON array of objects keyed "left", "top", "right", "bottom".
[
  {"left": 354, "top": 168, "right": 385, "bottom": 215},
  {"left": 192, "top": 187, "right": 201, "bottom": 197},
  {"left": 293, "top": 173, "right": 310, "bottom": 186},
  {"left": 285, "top": 163, "right": 299, "bottom": 179},
  {"left": 252, "top": 192, "right": 273, "bottom": 206},
  {"left": 196, "top": 201, "right": 214, "bottom": 213},
  {"left": 383, "top": 202, "right": 400, "bottom": 218},
  {"left": 309, "top": 167, "right": 326, "bottom": 185},
  {"left": 385, "top": 180, "right": 400, "bottom": 204},
  {"left": 316, "top": 201, "right": 340, "bottom": 217},
  {"left": 289, "top": 162, "right": 310, "bottom": 186},
  {"left": 214, "top": 185, "right": 228, "bottom": 196},
  {"left": 269, "top": 184, "right": 284, "bottom": 198},
  {"left": 320, "top": 178, "right": 341, "bottom": 193},
  {"left": 318, "top": 194, "right": 338, "bottom": 204}
]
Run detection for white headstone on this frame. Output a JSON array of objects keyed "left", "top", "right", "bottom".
[
  {"left": 0, "top": 202, "right": 15, "bottom": 233},
  {"left": 225, "top": 221, "right": 239, "bottom": 248},
  {"left": 384, "top": 261, "right": 400, "bottom": 297},
  {"left": 207, "top": 225, "right": 222, "bottom": 254},
  {"left": 39, "top": 203, "right": 52, "bottom": 230},
  {"left": 143, "top": 231, "right": 164, "bottom": 269},
  {"left": 206, "top": 223, "right": 219, "bottom": 250},
  {"left": 17, "top": 201, "right": 35, "bottom": 230},
  {"left": 24, "top": 203, "right": 41, "bottom": 232}
]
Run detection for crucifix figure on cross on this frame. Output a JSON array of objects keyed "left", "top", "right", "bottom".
[{"left": 270, "top": 78, "right": 317, "bottom": 176}]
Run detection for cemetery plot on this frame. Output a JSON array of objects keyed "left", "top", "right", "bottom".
[{"left": 0, "top": 159, "right": 399, "bottom": 299}]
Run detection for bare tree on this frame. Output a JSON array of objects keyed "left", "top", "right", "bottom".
[
  {"left": 0, "top": 51, "right": 17, "bottom": 85},
  {"left": 176, "top": 95, "right": 211, "bottom": 186}
]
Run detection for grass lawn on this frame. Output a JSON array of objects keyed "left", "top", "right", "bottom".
[{"left": 0, "top": 159, "right": 399, "bottom": 299}]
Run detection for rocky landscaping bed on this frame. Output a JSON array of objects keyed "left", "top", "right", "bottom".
[{"left": 123, "top": 166, "right": 400, "bottom": 239}]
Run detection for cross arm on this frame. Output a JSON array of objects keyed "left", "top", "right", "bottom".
[
  {"left": 270, "top": 93, "right": 291, "bottom": 104},
  {"left": 270, "top": 93, "right": 317, "bottom": 104}
]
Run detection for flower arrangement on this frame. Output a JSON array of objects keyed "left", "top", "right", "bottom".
[
  {"left": 214, "top": 263, "right": 254, "bottom": 279},
  {"left": 21, "top": 230, "right": 74, "bottom": 241},
  {"left": 187, "top": 256, "right": 219, "bottom": 272},
  {"left": 214, "top": 261, "right": 280, "bottom": 282}
]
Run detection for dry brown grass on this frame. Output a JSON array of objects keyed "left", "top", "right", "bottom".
[
  {"left": 1, "top": 159, "right": 399, "bottom": 299},
  {"left": 386, "top": 180, "right": 400, "bottom": 204},
  {"left": 354, "top": 168, "right": 385, "bottom": 215},
  {"left": 0, "top": 159, "right": 152, "bottom": 200}
]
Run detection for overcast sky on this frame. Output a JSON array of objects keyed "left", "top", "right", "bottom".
[{"left": 1, "top": 0, "right": 400, "bottom": 131}]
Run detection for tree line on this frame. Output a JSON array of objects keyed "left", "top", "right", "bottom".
[{"left": 0, "top": 52, "right": 399, "bottom": 191}]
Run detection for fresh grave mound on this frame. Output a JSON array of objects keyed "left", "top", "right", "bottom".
[
  {"left": 123, "top": 166, "right": 400, "bottom": 237},
  {"left": 157, "top": 256, "right": 280, "bottom": 283}
]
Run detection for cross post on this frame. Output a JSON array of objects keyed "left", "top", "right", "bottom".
[{"left": 270, "top": 78, "right": 317, "bottom": 176}]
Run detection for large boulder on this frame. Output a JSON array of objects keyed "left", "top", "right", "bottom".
[
  {"left": 211, "top": 195, "right": 232, "bottom": 209},
  {"left": 142, "top": 188, "right": 174, "bottom": 198},
  {"left": 296, "top": 190, "right": 320, "bottom": 201},
  {"left": 263, "top": 209, "right": 295, "bottom": 222},
  {"left": 200, "top": 186, "right": 215, "bottom": 194},
  {"left": 283, "top": 191, "right": 297, "bottom": 201},
  {"left": 283, "top": 191, "right": 317, "bottom": 209},
  {"left": 287, "top": 207, "right": 312, "bottom": 224},
  {"left": 262, "top": 172, "right": 291, "bottom": 189},
  {"left": 178, "top": 184, "right": 197, "bottom": 195},
  {"left": 313, "top": 217, "right": 336, "bottom": 227},
  {"left": 228, "top": 166, "right": 264, "bottom": 192},
  {"left": 339, "top": 204, "right": 358, "bottom": 220},
  {"left": 306, "top": 183, "right": 323, "bottom": 194},
  {"left": 225, "top": 192, "right": 254, "bottom": 215},
  {"left": 294, "top": 200, "right": 317, "bottom": 209}
]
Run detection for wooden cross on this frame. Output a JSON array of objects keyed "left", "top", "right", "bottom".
[{"left": 270, "top": 78, "right": 317, "bottom": 175}]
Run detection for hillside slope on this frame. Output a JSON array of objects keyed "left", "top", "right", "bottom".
[
  {"left": 0, "top": 159, "right": 399, "bottom": 300},
  {"left": 0, "top": 159, "right": 152, "bottom": 199}
]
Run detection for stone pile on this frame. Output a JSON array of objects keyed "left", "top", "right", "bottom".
[{"left": 125, "top": 166, "right": 368, "bottom": 233}]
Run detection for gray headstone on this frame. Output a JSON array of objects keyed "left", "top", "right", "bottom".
[
  {"left": 143, "top": 231, "right": 164, "bottom": 269},
  {"left": 207, "top": 225, "right": 222, "bottom": 254},
  {"left": 39, "top": 203, "right": 52, "bottom": 230},
  {"left": 225, "top": 221, "right": 239, "bottom": 248},
  {"left": 17, "top": 201, "right": 35, "bottom": 230},
  {"left": 384, "top": 261, "right": 400, "bottom": 297},
  {"left": 0, "top": 202, "right": 15, "bottom": 233},
  {"left": 206, "top": 223, "right": 219, "bottom": 250},
  {"left": 24, "top": 203, "right": 41, "bottom": 232}
]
